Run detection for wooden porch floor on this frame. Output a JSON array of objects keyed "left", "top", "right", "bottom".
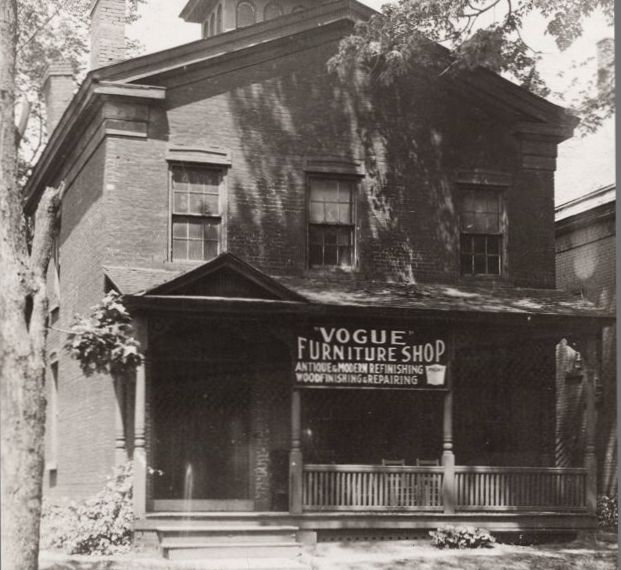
[{"left": 136, "top": 509, "right": 596, "bottom": 533}]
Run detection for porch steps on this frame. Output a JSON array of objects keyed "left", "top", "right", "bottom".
[{"left": 156, "top": 523, "right": 304, "bottom": 561}]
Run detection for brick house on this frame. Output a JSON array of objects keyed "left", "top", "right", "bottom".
[
  {"left": 27, "top": 0, "right": 613, "bottom": 556},
  {"left": 555, "top": 184, "right": 616, "bottom": 497}
]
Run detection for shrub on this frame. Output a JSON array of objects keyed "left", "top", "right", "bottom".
[
  {"left": 429, "top": 525, "right": 496, "bottom": 549},
  {"left": 41, "top": 463, "right": 134, "bottom": 555},
  {"left": 597, "top": 495, "right": 618, "bottom": 530}
]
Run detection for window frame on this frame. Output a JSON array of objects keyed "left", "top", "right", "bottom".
[
  {"left": 306, "top": 175, "right": 358, "bottom": 270},
  {"left": 209, "top": 12, "right": 216, "bottom": 37},
  {"left": 236, "top": 0, "right": 256, "bottom": 28},
  {"left": 216, "top": 4, "right": 223, "bottom": 33},
  {"left": 457, "top": 184, "right": 507, "bottom": 278},
  {"left": 263, "top": 0, "right": 283, "bottom": 20},
  {"left": 168, "top": 163, "right": 228, "bottom": 263}
]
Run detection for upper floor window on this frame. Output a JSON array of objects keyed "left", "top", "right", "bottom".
[
  {"left": 459, "top": 187, "right": 503, "bottom": 275},
  {"left": 264, "top": 1, "right": 282, "bottom": 20},
  {"left": 216, "top": 4, "right": 223, "bottom": 33},
  {"left": 171, "top": 165, "right": 223, "bottom": 262},
  {"left": 210, "top": 12, "right": 216, "bottom": 36},
  {"left": 236, "top": 0, "right": 255, "bottom": 28},
  {"left": 308, "top": 178, "right": 355, "bottom": 268}
]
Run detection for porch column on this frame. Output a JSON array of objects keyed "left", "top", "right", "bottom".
[
  {"left": 113, "top": 376, "right": 127, "bottom": 466},
  {"left": 442, "top": 387, "right": 456, "bottom": 514},
  {"left": 584, "top": 335, "right": 599, "bottom": 516},
  {"left": 442, "top": 337, "right": 456, "bottom": 514},
  {"left": 289, "top": 388, "right": 303, "bottom": 514},
  {"left": 133, "top": 318, "right": 148, "bottom": 518}
]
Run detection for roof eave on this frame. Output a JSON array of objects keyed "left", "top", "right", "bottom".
[
  {"left": 94, "top": 0, "right": 375, "bottom": 85},
  {"left": 24, "top": 80, "right": 166, "bottom": 214}
]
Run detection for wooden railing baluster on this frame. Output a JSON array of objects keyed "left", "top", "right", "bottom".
[{"left": 300, "top": 465, "right": 587, "bottom": 512}]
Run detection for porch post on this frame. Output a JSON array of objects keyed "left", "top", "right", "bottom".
[
  {"left": 584, "top": 335, "right": 599, "bottom": 516},
  {"left": 289, "top": 388, "right": 303, "bottom": 514},
  {"left": 442, "top": 335, "right": 456, "bottom": 514},
  {"left": 442, "top": 388, "right": 456, "bottom": 514},
  {"left": 133, "top": 318, "right": 148, "bottom": 518},
  {"left": 113, "top": 376, "right": 127, "bottom": 466}
]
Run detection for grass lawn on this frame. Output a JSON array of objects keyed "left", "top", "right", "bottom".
[
  {"left": 308, "top": 538, "right": 618, "bottom": 570},
  {"left": 39, "top": 535, "right": 617, "bottom": 570}
]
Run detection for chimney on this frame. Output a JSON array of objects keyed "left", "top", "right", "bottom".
[
  {"left": 596, "top": 38, "right": 614, "bottom": 92},
  {"left": 90, "top": 0, "right": 126, "bottom": 69},
  {"left": 42, "top": 61, "right": 75, "bottom": 136}
]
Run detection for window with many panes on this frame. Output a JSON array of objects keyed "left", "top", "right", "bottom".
[
  {"left": 459, "top": 187, "right": 503, "bottom": 275},
  {"left": 308, "top": 178, "right": 355, "bottom": 268},
  {"left": 171, "top": 165, "right": 222, "bottom": 262}
]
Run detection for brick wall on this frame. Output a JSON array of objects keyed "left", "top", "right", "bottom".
[
  {"left": 90, "top": 0, "right": 126, "bottom": 69},
  {"left": 101, "top": 34, "right": 555, "bottom": 287},
  {"left": 42, "top": 62, "right": 75, "bottom": 136},
  {"left": 43, "top": 140, "right": 118, "bottom": 501}
]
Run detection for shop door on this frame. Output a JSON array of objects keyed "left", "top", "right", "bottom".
[{"left": 152, "top": 369, "right": 253, "bottom": 511}]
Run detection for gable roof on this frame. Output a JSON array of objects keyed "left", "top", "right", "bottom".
[
  {"left": 103, "top": 265, "right": 184, "bottom": 294},
  {"left": 24, "top": 0, "right": 577, "bottom": 212},
  {"left": 105, "top": 253, "right": 307, "bottom": 301}
]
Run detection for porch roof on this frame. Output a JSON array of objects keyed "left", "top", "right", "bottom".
[
  {"left": 273, "top": 276, "right": 614, "bottom": 321},
  {"left": 107, "top": 258, "right": 614, "bottom": 328}
]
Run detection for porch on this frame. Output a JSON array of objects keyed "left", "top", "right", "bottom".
[{"left": 111, "top": 255, "right": 613, "bottom": 546}]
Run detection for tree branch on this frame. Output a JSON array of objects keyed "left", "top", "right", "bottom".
[
  {"left": 463, "top": 0, "right": 503, "bottom": 18},
  {"left": 28, "top": 183, "right": 63, "bottom": 356},
  {"left": 16, "top": 0, "right": 69, "bottom": 53}
]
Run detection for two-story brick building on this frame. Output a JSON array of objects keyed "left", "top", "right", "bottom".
[
  {"left": 555, "top": 185, "right": 616, "bottom": 498},
  {"left": 29, "top": 0, "right": 613, "bottom": 557}
]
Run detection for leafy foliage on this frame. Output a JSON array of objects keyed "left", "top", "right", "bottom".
[
  {"left": 16, "top": 0, "right": 144, "bottom": 186},
  {"left": 328, "top": 0, "right": 614, "bottom": 133},
  {"left": 65, "top": 291, "right": 143, "bottom": 377},
  {"left": 430, "top": 525, "right": 496, "bottom": 549},
  {"left": 597, "top": 495, "right": 618, "bottom": 530},
  {"left": 40, "top": 463, "right": 134, "bottom": 554}
]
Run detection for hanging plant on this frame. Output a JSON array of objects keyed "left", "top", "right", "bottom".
[{"left": 65, "top": 291, "right": 143, "bottom": 377}]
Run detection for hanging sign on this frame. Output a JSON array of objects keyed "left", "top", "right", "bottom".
[{"left": 294, "top": 326, "right": 449, "bottom": 389}]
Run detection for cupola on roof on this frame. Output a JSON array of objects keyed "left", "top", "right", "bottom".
[{"left": 180, "top": 0, "right": 317, "bottom": 38}]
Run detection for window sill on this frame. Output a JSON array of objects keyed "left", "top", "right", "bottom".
[
  {"left": 458, "top": 274, "right": 513, "bottom": 286},
  {"left": 305, "top": 266, "right": 358, "bottom": 279},
  {"left": 164, "top": 260, "right": 211, "bottom": 268}
]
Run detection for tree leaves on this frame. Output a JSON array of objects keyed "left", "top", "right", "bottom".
[
  {"left": 328, "top": 0, "right": 614, "bottom": 131},
  {"left": 64, "top": 291, "right": 143, "bottom": 378}
]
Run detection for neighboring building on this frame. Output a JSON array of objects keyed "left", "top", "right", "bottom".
[
  {"left": 29, "top": 0, "right": 613, "bottom": 556},
  {"left": 555, "top": 184, "right": 616, "bottom": 496}
]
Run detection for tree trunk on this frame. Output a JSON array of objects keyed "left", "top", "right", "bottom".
[{"left": 0, "top": 0, "right": 61, "bottom": 568}]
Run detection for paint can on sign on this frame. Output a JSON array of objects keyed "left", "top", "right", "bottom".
[{"left": 425, "top": 364, "right": 446, "bottom": 386}]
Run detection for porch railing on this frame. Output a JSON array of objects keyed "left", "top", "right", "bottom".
[
  {"left": 303, "top": 464, "right": 444, "bottom": 511},
  {"left": 302, "top": 464, "right": 587, "bottom": 512},
  {"left": 455, "top": 466, "right": 587, "bottom": 511}
]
